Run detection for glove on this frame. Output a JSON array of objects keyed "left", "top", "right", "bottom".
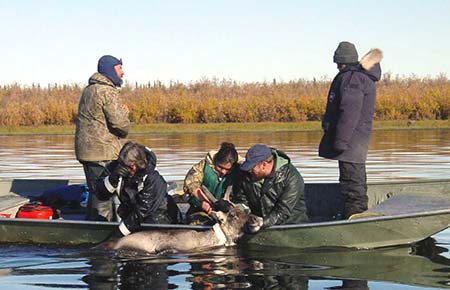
[
  {"left": 244, "top": 214, "right": 264, "bottom": 234},
  {"left": 109, "top": 163, "right": 129, "bottom": 187},
  {"left": 333, "top": 141, "right": 347, "bottom": 154},
  {"left": 213, "top": 199, "right": 233, "bottom": 213}
]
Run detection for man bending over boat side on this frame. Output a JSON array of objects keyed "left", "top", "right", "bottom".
[
  {"left": 232, "top": 144, "right": 308, "bottom": 234},
  {"left": 183, "top": 142, "right": 243, "bottom": 225},
  {"left": 96, "top": 141, "right": 180, "bottom": 237}
]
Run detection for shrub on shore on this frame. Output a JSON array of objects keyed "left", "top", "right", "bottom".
[{"left": 0, "top": 75, "right": 449, "bottom": 126}]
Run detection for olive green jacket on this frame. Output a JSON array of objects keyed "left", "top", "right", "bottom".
[{"left": 75, "top": 73, "right": 130, "bottom": 162}]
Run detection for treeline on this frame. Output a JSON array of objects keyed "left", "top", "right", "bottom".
[{"left": 0, "top": 74, "right": 449, "bottom": 126}]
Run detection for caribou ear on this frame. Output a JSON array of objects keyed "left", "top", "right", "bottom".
[
  {"left": 210, "top": 210, "right": 227, "bottom": 224},
  {"left": 222, "top": 186, "right": 236, "bottom": 206}
]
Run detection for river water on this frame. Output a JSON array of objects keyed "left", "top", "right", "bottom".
[{"left": 1, "top": 129, "right": 450, "bottom": 289}]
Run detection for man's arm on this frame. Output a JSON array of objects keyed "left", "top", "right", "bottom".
[
  {"left": 119, "top": 173, "right": 167, "bottom": 235},
  {"left": 183, "top": 159, "right": 206, "bottom": 196},
  {"left": 262, "top": 165, "right": 304, "bottom": 228},
  {"left": 334, "top": 74, "right": 365, "bottom": 152},
  {"left": 103, "top": 89, "right": 130, "bottom": 138}
]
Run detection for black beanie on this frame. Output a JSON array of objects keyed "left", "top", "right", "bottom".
[
  {"left": 97, "top": 55, "right": 123, "bottom": 87},
  {"left": 333, "top": 41, "right": 358, "bottom": 64}
]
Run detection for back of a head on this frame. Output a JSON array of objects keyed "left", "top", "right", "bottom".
[
  {"left": 333, "top": 41, "right": 359, "bottom": 64},
  {"left": 214, "top": 142, "right": 238, "bottom": 165},
  {"left": 97, "top": 55, "right": 123, "bottom": 87},
  {"left": 119, "top": 141, "right": 148, "bottom": 170}
]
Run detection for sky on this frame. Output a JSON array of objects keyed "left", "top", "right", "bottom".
[{"left": 1, "top": 0, "right": 450, "bottom": 86}]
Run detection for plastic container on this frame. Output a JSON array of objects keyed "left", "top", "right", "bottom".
[{"left": 16, "top": 203, "right": 54, "bottom": 220}]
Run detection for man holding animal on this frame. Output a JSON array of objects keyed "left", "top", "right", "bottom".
[
  {"left": 232, "top": 144, "right": 308, "bottom": 234},
  {"left": 96, "top": 141, "right": 180, "bottom": 237},
  {"left": 183, "top": 142, "right": 242, "bottom": 225}
]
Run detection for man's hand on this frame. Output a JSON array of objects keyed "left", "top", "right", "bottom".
[
  {"left": 333, "top": 141, "right": 347, "bottom": 154},
  {"left": 244, "top": 214, "right": 264, "bottom": 234},
  {"left": 201, "top": 200, "right": 212, "bottom": 214},
  {"left": 109, "top": 163, "right": 129, "bottom": 187},
  {"left": 193, "top": 188, "right": 214, "bottom": 213},
  {"left": 122, "top": 103, "right": 129, "bottom": 114}
]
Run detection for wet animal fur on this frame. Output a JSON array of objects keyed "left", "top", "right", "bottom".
[
  {"left": 107, "top": 206, "right": 250, "bottom": 254},
  {"left": 360, "top": 48, "right": 383, "bottom": 71}
]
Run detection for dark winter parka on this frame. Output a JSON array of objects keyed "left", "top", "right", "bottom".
[
  {"left": 319, "top": 52, "right": 382, "bottom": 163},
  {"left": 97, "top": 148, "right": 179, "bottom": 234},
  {"left": 232, "top": 149, "right": 308, "bottom": 229}
]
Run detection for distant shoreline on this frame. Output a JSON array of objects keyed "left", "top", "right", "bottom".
[{"left": 0, "top": 120, "right": 449, "bottom": 135}]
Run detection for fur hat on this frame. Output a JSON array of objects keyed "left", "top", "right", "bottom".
[
  {"left": 333, "top": 41, "right": 359, "bottom": 64},
  {"left": 360, "top": 48, "right": 383, "bottom": 71}
]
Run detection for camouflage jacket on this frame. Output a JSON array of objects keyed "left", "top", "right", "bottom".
[
  {"left": 75, "top": 73, "right": 130, "bottom": 162},
  {"left": 183, "top": 150, "right": 243, "bottom": 204}
]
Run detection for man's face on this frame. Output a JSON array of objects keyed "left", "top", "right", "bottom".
[
  {"left": 114, "top": 64, "right": 124, "bottom": 80},
  {"left": 214, "top": 162, "right": 233, "bottom": 178},
  {"left": 248, "top": 162, "right": 267, "bottom": 181},
  {"left": 128, "top": 164, "right": 137, "bottom": 177}
]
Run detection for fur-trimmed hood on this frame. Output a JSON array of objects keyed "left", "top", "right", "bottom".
[{"left": 360, "top": 48, "right": 383, "bottom": 81}]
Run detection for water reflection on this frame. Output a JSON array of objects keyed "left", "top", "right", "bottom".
[
  {"left": 1, "top": 237, "right": 449, "bottom": 289},
  {"left": 1, "top": 129, "right": 450, "bottom": 182},
  {"left": 2, "top": 129, "right": 450, "bottom": 289},
  {"left": 77, "top": 237, "right": 450, "bottom": 289}
]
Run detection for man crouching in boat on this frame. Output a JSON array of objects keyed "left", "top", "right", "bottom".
[
  {"left": 183, "top": 142, "right": 242, "bottom": 225},
  {"left": 232, "top": 144, "right": 308, "bottom": 234},
  {"left": 96, "top": 141, "right": 180, "bottom": 237}
]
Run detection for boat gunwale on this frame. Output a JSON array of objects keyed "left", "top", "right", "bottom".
[
  {"left": 264, "top": 208, "right": 450, "bottom": 230},
  {"left": 2, "top": 207, "right": 450, "bottom": 231}
]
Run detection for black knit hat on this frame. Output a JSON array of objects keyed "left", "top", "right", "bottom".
[{"left": 333, "top": 41, "right": 358, "bottom": 64}]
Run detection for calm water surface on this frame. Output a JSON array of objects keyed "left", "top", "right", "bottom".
[{"left": 1, "top": 129, "right": 450, "bottom": 289}]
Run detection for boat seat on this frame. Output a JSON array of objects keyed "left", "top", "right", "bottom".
[
  {"left": 367, "top": 193, "right": 450, "bottom": 216},
  {"left": 0, "top": 193, "right": 29, "bottom": 216}
]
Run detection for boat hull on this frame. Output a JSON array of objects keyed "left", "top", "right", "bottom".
[
  {"left": 2, "top": 178, "right": 450, "bottom": 248},
  {"left": 242, "top": 210, "right": 450, "bottom": 249}
]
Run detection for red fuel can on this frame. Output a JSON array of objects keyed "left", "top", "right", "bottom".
[{"left": 16, "top": 203, "right": 54, "bottom": 220}]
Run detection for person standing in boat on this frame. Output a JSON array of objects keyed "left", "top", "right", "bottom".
[
  {"left": 96, "top": 141, "right": 180, "bottom": 236},
  {"left": 232, "top": 144, "right": 308, "bottom": 234},
  {"left": 318, "top": 41, "right": 383, "bottom": 219},
  {"left": 75, "top": 55, "right": 130, "bottom": 221},
  {"left": 183, "top": 142, "right": 242, "bottom": 225}
]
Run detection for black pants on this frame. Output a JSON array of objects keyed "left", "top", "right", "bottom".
[
  {"left": 81, "top": 160, "right": 115, "bottom": 221},
  {"left": 338, "top": 161, "right": 368, "bottom": 218}
]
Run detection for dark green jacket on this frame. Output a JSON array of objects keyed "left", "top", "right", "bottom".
[{"left": 232, "top": 149, "right": 308, "bottom": 228}]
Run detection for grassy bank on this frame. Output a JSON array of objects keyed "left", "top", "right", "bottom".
[
  {"left": 1, "top": 76, "right": 450, "bottom": 126},
  {"left": 0, "top": 120, "right": 449, "bottom": 135}
]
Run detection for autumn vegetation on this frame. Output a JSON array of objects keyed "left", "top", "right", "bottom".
[{"left": 0, "top": 74, "right": 449, "bottom": 126}]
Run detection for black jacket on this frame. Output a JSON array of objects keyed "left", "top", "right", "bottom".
[
  {"left": 97, "top": 148, "right": 179, "bottom": 233},
  {"left": 319, "top": 62, "right": 381, "bottom": 163},
  {"left": 232, "top": 149, "right": 308, "bottom": 228}
]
